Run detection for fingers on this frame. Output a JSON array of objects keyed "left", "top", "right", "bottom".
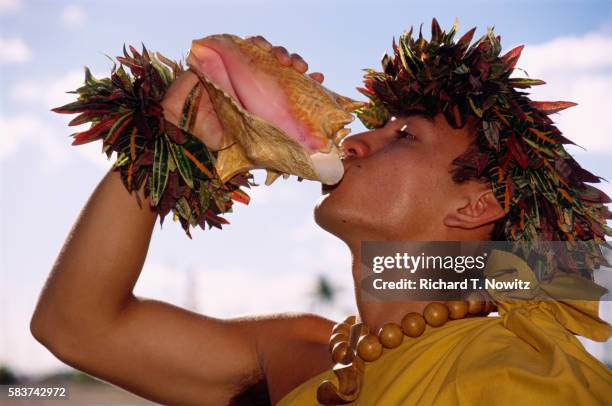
[
  {"left": 271, "top": 45, "right": 291, "bottom": 66},
  {"left": 308, "top": 72, "right": 324, "bottom": 83},
  {"left": 290, "top": 53, "right": 308, "bottom": 73},
  {"left": 245, "top": 35, "right": 272, "bottom": 51},
  {"left": 246, "top": 34, "right": 323, "bottom": 81},
  {"left": 272, "top": 47, "right": 308, "bottom": 73}
]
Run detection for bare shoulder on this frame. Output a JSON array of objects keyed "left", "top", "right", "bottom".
[
  {"left": 236, "top": 312, "right": 336, "bottom": 404},
  {"left": 233, "top": 312, "right": 336, "bottom": 361}
]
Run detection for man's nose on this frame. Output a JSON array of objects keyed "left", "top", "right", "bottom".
[{"left": 339, "top": 133, "right": 370, "bottom": 159}]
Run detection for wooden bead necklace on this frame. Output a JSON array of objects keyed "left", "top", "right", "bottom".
[{"left": 317, "top": 297, "right": 497, "bottom": 405}]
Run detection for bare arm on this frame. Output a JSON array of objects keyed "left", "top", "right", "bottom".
[{"left": 30, "top": 168, "right": 266, "bottom": 405}]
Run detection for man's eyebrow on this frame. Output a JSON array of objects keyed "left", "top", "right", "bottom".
[{"left": 396, "top": 111, "right": 435, "bottom": 123}]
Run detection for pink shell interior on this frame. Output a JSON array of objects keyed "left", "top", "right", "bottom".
[{"left": 189, "top": 37, "right": 326, "bottom": 154}]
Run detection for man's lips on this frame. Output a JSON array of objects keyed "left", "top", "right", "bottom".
[{"left": 321, "top": 182, "right": 339, "bottom": 194}]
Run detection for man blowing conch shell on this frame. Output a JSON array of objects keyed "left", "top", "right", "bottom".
[{"left": 31, "top": 21, "right": 612, "bottom": 406}]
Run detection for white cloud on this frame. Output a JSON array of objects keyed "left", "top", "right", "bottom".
[
  {"left": 9, "top": 69, "right": 86, "bottom": 110},
  {"left": 511, "top": 30, "right": 612, "bottom": 153},
  {"left": 0, "top": 114, "right": 68, "bottom": 168},
  {"left": 61, "top": 5, "right": 88, "bottom": 30},
  {"left": 518, "top": 33, "right": 612, "bottom": 75},
  {"left": 0, "top": 0, "right": 22, "bottom": 14},
  {"left": 8, "top": 79, "right": 38, "bottom": 104},
  {"left": 0, "top": 114, "right": 33, "bottom": 159},
  {"left": 0, "top": 36, "right": 31, "bottom": 64},
  {"left": 0, "top": 113, "right": 110, "bottom": 169},
  {"left": 3, "top": 69, "right": 111, "bottom": 169}
]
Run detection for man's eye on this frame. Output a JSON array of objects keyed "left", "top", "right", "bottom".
[{"left": 395, "top": 125, "right": 416, "bottom": 141}]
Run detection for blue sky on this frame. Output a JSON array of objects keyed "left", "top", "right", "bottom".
[{"left": 1, "top": 0, "right": 611, "bottom": 374}]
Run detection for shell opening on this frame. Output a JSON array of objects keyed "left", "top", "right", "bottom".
[{"left": 310, "top": 145, "right": 345, "bottom": 185}]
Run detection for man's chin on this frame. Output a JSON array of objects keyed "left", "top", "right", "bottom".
[
  {"left": 315, "top": 178, "right": 336, "bottom": 203},
  {"left": 313, "top": 193, "right": 346, "bottom": 237},
  {"left": 313, "top": 193, "right": 330, "bottom": 225}
]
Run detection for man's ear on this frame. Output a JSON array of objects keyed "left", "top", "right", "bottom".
[{"left": 443, "top": 187, "right": 505, "bottom": 229}]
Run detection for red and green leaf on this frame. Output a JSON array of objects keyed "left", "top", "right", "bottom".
[{"left": 151, "top": 136, "right": 170, "bottom": 205}]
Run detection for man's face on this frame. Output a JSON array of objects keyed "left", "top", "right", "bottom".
[{"left": 314, "top": 112, "right": 478, "bottom": 245}]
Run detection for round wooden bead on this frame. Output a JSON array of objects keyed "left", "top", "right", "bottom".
[
  {"left": 423, "top": 302, "right": 449, "bottom": 327},
  {"left": 446, "top": 301, "right": 468, "bottom": 320},
  {"left": 342, "top": 315, "right": 357, "bottom": 325},
  {"left": 331, "top": 341, "right": 350, "bottom": 364},
  {"left": 328, "top": 332, "right": 348, "bottom": 353},
  {"left": 465, "top": 291, "right": 484, "bottom": 315},
  {"left": 481, "top": 301, "right": 493, "bottom": 316},
  {"left": 401, "top": 312, "right": 426, "bottom": 337},
  {"left": 357, "top": 333, "right": 383, "bottom": 362},
  {"left": 331, "top": 322, "right": 350, "bottom": 336},
  {"left": 467, "top": 299, "right": 483, "bottom": 314},
  {"left": 378, "top": 323, "right": 404, "bottom": 349}
]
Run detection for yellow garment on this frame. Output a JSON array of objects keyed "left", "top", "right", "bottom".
[{"left": 278, "top": 250, "right": 612, "bottom": 405}]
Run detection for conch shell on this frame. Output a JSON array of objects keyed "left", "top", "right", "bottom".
[{"left": 185, "top": 34, "right": 364, "bottom": 185}]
